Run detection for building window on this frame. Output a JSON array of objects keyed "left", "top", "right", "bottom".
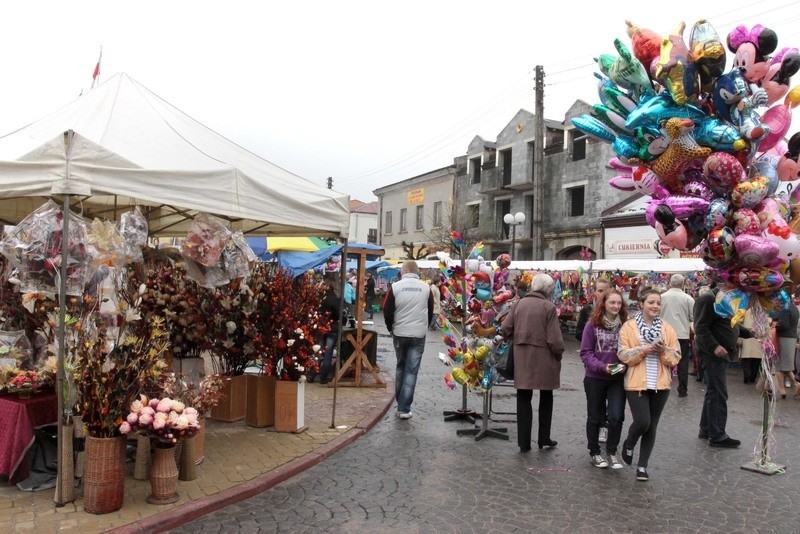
[
  {"left": 496, "top": 199, "right": 511, "bottom": 238},
  {"left": 471, "top": 157, "right": 481, "bottom": 184},
  {"left": 571, "top": 131, "right": 586, "bottom": 161},
  {"left": 501, "top": 149, "right": 512, "bottom": 186},
  {"left": 467, "top": 204, "right": 480, "bottom": 229},
  {"left": 433, "top": 201, "right": 443, "bottom": 228},
  {"left": 415, "top": 205, "right": 424, "bottom": 230},
  {"left": 385, "top": 211, "right": 392, "bottom": 234},
  {"left": 367, "top": 228, "right": 377, "bottom": 244},
  {"left": 400, "top": 208, "right": 407, "bottom": 232},
  {"left": 569, "top": 186, "right": 585, "bottom": 217}
]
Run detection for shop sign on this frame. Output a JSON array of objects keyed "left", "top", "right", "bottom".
[
  {"left": 407, "top": 188, "right": 424, "bottom": 204},
  {"left": 608, "top": 239, "right": 656, "bottom": 255}
]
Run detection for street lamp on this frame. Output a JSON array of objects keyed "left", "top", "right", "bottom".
[{"left": 503, "top": 211, "right": 526, "bottom": 261}]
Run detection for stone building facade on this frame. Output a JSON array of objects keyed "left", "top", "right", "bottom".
[{"left": 374, "top": 100, "right": 636, "bottom": 261}]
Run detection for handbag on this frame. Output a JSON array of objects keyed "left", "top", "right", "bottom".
[{"left": 495, "top": 341, "right": 514, "bottom": 380}]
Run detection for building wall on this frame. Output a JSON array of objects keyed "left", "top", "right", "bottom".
[
  {"left": 374, "top": 167, "right": 455, "bottom": 260},
  {"left": 348, "top": 212, "right": 377, "bottom": 244}
]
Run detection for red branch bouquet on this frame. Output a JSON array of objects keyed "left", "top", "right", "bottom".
[{"left": 250, "top": 265, "right": 330, "bottom": 381}]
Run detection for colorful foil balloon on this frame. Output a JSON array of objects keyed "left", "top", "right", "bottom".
[{"left": 713, "top": 286, "right": 750, "bottom": 325}]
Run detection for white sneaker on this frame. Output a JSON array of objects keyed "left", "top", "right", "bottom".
[
  {"left": 608, "top": 454, "right": 624, "bottom": 470},
  {"left": 590, "top": 454, "right": 608, "bottom": 468},
  {"left": 598, "top": 427, "right": 608, "bottom": 443},
  {"left": 397, "top": 412, "right": 413, "bottom": 419}
]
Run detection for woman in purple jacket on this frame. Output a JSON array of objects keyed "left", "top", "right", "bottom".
[{"left": 580, "top": 289, "right": 628, "bottom": 470}]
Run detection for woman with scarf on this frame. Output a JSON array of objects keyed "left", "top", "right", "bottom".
[
  {"left": 617, "top": 288, "right": 680, "bottom": 482},
  {"left": 580, "top": 288, "right": 628, "bottom": 470}
]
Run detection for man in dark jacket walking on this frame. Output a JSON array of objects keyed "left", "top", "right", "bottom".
[{"left": 694, "top": 287, "right": 752, "bottom": 448}]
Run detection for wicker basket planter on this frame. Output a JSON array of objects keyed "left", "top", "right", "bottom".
[
  {"left": 83, "top": 436, "right": 126, "bottom": 514},
  {"left": 147, "top": 443, "right": 179, "bottom": 505}
]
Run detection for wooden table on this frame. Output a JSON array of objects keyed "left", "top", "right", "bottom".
[{"left": 0, "top": 392, "right": 58, "bottom": 484}]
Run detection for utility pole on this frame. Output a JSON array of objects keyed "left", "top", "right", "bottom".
[{"left": 533, "top": 65, "right": 545, "bottom": 261}]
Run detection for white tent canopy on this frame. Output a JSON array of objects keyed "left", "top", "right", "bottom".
[
  {"left": 0, "top": 73, "right": 350, "bottom": 237},
  {"left": 417, "top": 258, "right": 707, "bottom": 273}
]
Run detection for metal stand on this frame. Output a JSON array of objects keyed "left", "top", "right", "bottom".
[
  {"left": 443, "top": 384, "right": 480, "bottom": 423},
  {"left": 488, "top": 381, "right": 516, "bottom": 423},
  {"left": 741, "top": 392, "right": 785, "bottom": 476},
  {"left": 456, "top": 390, "right": 508, "bottom": 441}
]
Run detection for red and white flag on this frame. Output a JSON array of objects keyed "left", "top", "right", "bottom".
[{"left": 91, "top": 48, "right": 102, "bottom": 89}]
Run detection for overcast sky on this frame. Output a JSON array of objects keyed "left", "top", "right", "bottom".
[{"left": 2, "top": 1, "right": 799, "bottom": 203}]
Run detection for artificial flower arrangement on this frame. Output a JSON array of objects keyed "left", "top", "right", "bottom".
[
  {"left": 0, "top": 355, "right": 57, "bottom": 395},
  {"left": 159, "top": 372, "right": 228, "bottom": 417},
  {"left": 132, "top": 263, "right": 211, "bottom": 361},
  {"left": 249, "top": 264, "right": 329, "bottom": 381},
  {"left": 202, "top": 276, "right": 260, "bottom": 376},
  {"left": 119, "top": 394, "right": 201, "bottom": 445},
  {"left": 70, "top": 266, "right": 170, "bottom": 438}
]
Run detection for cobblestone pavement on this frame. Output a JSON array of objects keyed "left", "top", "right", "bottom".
[{"left": 171, "top": 317, "right": 800, "bottom": 533}]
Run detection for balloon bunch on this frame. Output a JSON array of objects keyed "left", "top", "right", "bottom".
[
  {"left": 439, "top": 250, "right": 515, "bottom": 392},
  {"left": 572, "top": 19, "right": 800, "bottom": 323}
]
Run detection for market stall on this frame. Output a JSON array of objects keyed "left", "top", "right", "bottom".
[{"left": 0, "top": 73, "right": 351, "bottom": 506}]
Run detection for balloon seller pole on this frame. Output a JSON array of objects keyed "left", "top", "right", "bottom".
[
  {"left": 741, "top": 305, "right": 785, "bottom": 475},
  {"left": 442, "top": 243, "right": 479, "bottom": 423}
]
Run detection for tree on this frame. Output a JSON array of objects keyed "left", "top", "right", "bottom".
[
  {"left": 401, "top": 240, "right": 429, "bottom": 260},
  {"left": 422, "top": 201, "right": 488, "bottom": 259}
]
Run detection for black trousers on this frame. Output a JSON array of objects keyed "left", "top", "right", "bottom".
[
  {"left": 741, "top": 359, "right": 761, "bottom": 383},
  {"left": 677, "top": 339, "right": 691, "bottom": 395},
  {"left": 516, "top": 389, "right": 553, "bottom": 449}
]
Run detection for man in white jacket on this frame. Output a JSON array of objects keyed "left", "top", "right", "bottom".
[
  {"left": 659, "top": 274, "right": 694, "bottom": 398},
  {"left": 383, "top": 260, "right": 434, "bottom": 419}
]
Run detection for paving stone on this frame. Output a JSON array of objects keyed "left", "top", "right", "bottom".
[{"left": 169, "top": 315, "right": 800, "bottom": 532}]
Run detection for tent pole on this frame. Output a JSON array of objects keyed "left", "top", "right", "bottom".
[
  {"left": 54, "top": 192, "right": 70, "bottom": 506},
  {"left": 54, "top": 130, "right": 74, "bottom": 506},
  {"left": 330, "top": 239, "right": 348, "bottom": 429}
]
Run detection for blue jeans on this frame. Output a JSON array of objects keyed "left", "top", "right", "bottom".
[
  {"left": 319, "top": 333, "right": 337, "bottom": 383},
  {"left": 393, "top": 335, "right": 426, "bottom": 413},
  {"left": 584, "top": 377, "right": 626, "bottom": 456},
  {"left": 699, "top": 353, "right": 729, "bottom": 442}
]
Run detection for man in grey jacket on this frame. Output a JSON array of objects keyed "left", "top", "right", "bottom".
[{"left": 383, "top": 260, "right": 434, "bottom": 419}]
